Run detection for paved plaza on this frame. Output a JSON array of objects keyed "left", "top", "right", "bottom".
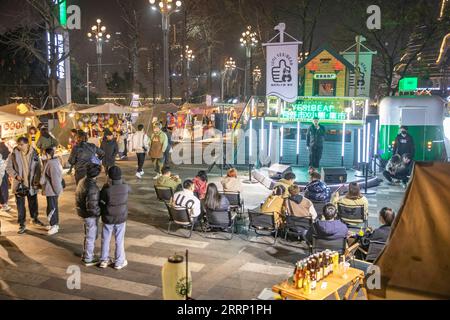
[{"left": 0, "top": 157, "right": 406, "bottom": 300}]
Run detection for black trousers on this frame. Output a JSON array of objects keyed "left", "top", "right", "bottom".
[
  {"left": 309, "top": 145, "right": 323, "bottom": 168},
  {"left": 16, "top": 193, "right": 39, "bottom": 227},
  {"left": 383, "top": 171, "right": 409, "bottom": 184},
  {"left": 137, "top": 153, "right": 146, "bottom": 172},
  {"left": 0, "top": 174, "right": 9, "bottom": 204},
  {"left": 46, "top": 196, "right": 59, "bottom": 226}
]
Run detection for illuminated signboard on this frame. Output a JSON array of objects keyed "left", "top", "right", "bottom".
[
  {"left": 57, "top": 0, "right": 67, "bottom": 27},
  {"left": 281, "top": 100, "right": 347, "bottom": 121},
  {"left": 399, "top": 77, "right": 418, "bottom": 92},
  {"left": 313, "top": 73, "right": 337, "bottom": 80}
]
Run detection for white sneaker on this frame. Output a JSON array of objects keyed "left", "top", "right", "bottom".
[
  {"left": 98, "top": 260, "right": 111, "bottom": 269},
  {"left": 136, "top": 172, "right": 143, "bottom": 179},
  {"left": 1, "top": 205, "right": 12, "bottom": 212},
  {"left": 153, "top": 174, "right": 160, "bottom": 180},
  {"left": 47, "top": 225, "right": 59, "bottom": 235},
  {"left": 114, "top": 260, "right": 128, "bottom": 270}
]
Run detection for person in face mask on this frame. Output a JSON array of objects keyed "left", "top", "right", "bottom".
[{"left": 393, "top": 126, "right": 415, "bottom": 159}]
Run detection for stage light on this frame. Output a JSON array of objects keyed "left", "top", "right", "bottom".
[
  {"left": 249, "top": 119, "right": 253, "bottom": 158},
  {"left": 444, "top": 117, "right": 450, "bottom": 140},
  {"left": 268, "top": 122, "right": 273, "bottom": 157},
  {"left": 341, "top": 122, "right": 346, "bottom": 158},
  {"left": 296, "top": 121, "right": 300, "bottom": 155},
  {"left": 363, "top": 123, "right": 367, "bottom": 164},
  {"left": 374, "top": 119, "right": 379, "bottom": 160}
]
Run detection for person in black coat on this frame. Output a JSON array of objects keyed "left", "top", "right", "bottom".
[
  {"left": 99, "top": 166, "right": 131, "bottom": 270},
  {"left": 306, "top": 117, "right": 326, "bottom": 169},
  {"left": 393, "top": 126, "right": 415, "bottom": 159},
  {"left": 69, "top": 131, "right": 105, "bottom": 185},
  {"left": 100, "top": 129, "right": 118, "bottom": 176},
  {"left": 75, "top": 164, "right": 102, "bottom": 266},
  {"left": 366, "top": 207, "right": 395, "bottom": 262}
]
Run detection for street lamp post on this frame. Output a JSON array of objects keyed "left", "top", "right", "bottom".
[
  {"left": 221, "top": 57, "right": 236, "bottom": 101},
  {"left": 87, "top": 19, "right": 111, "bottom": 94},
  {"left": 252, "top": 65, "right": 261, "bottom": 96},
  {"left": 240, "top": 26, "right": 258, "bottom": 102},
  {"left": 182, "top": 45, "right": 195, "bottom": 102},
  {"left": 149, "top": 0, "right": 182, "bottom": 102}
]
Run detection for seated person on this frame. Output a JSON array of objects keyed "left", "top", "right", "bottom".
[
  {"left": 204, "top": 183, "right": 230, "bottom": 212},
  {"left": 304, "top": 172, "right": 331, "bottom": 203},
  {"left": 193, "top": 170, "right": 208, "bottom": 200},
  {"left": 221, "top": 168, "right": 243, "bottom": 193},
  {"left": 155, "top": 167, "right": 182, "bottom": 192},
  {"left": 284, "top": 185, "right": 317, "bottom": 220},
  {"left": 172, "top": 180, "right": 202, "bottom": 222},
  {"left": 260, "top": 185, "right": 286, "bottom": 228},
  {"left": 382, "top": 154, "right": 402, "bottom": 185},
  {"left": 335, "top": 182, "right": 369, "bottom": 219},
  {"left": 305, "top": 203, "right": 349, "bottom": 244},
  {"left": 274, "top": 172, "right": 296, "bottom": 198},
  {"left": 366, "top": 207, "right": 395, "bottom": 262},
  {"left": 395, "top": 153, "right": 414, "bottom": 187}
]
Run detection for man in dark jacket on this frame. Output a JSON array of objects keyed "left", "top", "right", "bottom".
[
  {"left": 393, "top": 126, "right": 415, "bottom": 159},
  {"left": 306, "top": 203, "right": 348, "bottom": 244},
  {"left": 99, "top": 166, "right": 130, "bottom": 270},
  {"left": 306, "top": 117, "right": 326, "bottom": 169},
  {"left": 366, "top": 207, "right": 395, "bottom": 262},
  {"left": 69, "top": 131, "right": 105, "bottom": 185},
  {"left": 304, "top": 172, "right": 331, "bottom": 203},
  {"left": 100, "top": 129, "right": 118, "bottom": 176},
  {"left": 75, "top": 164, "right": 102, "bottom": 266}
]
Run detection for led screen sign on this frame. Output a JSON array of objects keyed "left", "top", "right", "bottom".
[{"left": 281, "top": 100, "right": 347, "bottom": 121}]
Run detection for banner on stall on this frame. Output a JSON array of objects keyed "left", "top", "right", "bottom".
[
  {"left": 342, "top": 52, "right": 374, "bottom": 97},
  {"left": 1, "top": 121, "right": 26, "bottom": 138},
  {"left": 266, "top": 43, "right": 299, "bottom": 103}
]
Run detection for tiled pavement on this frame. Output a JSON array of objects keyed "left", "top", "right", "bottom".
[{"left": 0, "top": 157, "right": 406, "bottom": 300}]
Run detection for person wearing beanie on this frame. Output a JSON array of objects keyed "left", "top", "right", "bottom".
[
  {"left": 98, "top": 166, "right": 131, "bottom": 270},
  {"left": 75, "top": 163, "right": 102, "bottom": 266},
  {"left": 100, "top": 129, "right": 118, "bottom": 176}
]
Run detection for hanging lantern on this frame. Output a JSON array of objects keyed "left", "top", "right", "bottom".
[{"left": 161, "top": 254, "right": 192, "bottom": 300}]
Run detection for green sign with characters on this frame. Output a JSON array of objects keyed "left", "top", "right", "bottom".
[
  {"left": 281, "top": 100, "right": 347, "bottom": 121},
  {"left": 399, "top": 77, "right": 418, "bottom": 92}
]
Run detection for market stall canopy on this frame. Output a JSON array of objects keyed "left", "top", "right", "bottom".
[
  {"left": 34, "top": 103, "right": 94, "bottom": 115},
  {"left": 0, "top": 103, "right": 36, "bottom": 117},
  {"left": 368, "top": 162, "right": 450, "bottom": 299},
  {"left": 0, "top": 111, "right": 26, "bottom": 122},
  {"left": 78, "top": 103, "right": 130, "bottom": 114}
]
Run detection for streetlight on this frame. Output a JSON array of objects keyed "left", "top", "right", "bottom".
[
  {"left": 252, "top": 65, "right": 261, "bottom": 96},
  {"left": 181, "top": 45, "right": 195, "bottom": 102},
  {"left": 149, "top": 0, "right": 182, "bottom": 102},
  {"left": 239, "top": 25, "right": 258, "bottom": 101},
  {"left": 221, "top": 57, "right": 236, "bottom": 101},
  {"left": 87, "top": 18, "right": 111, "bottom": 93}
]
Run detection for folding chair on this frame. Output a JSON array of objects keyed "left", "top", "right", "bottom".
[
  {"left": 247, "top": 210, "right": 279, "bottom": 245},
  {"left": 204, "top": 209, "right": 236, "bottom": 240},
  {"left": 166, "top": 205, "right": 195, "bottom": 238}
]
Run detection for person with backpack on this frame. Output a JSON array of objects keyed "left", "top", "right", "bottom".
[
  {"left": 100, "top": 129, "right": 118, "bottom": 176},
  {"left": 40, "top": 148, "right": 64, "bottom": 235},
  {"left": 131, "top": 124, "right": 149, "bottom": 179},
  {"left": 6, "top": 136, "right": 43, "bottom": 234},
  {"left": 68, "top": 131, "right": 105, "bottom": 185},
  {"left": 99, "top": 166, "right": 131, "bottom": 270}
]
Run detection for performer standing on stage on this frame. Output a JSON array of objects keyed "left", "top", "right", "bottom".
[{"left": 306, "top": 117, "right": 326, "bottom": 169}]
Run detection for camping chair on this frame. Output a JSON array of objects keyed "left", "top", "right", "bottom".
[
  {"left": 365, "top": 240, "right": 387, "bottom": 263},
  {"left": 311, "top": 236, "right": 347, "bottom": 255},
  {"left": 220, "top": 191, "right": 245, "bottom": 216},
  {"left": 311, "top": 201, "right": 327, "bottom": 220},
  {"left": 247, "top": 210, "right": 279, "bottom": 245},
  {"left": 166, "top": 205, "right": 195, "bottom": 238},
  {"left": 337, "top": 204, "right": 368, "bottom": 229},
  {"left": 154, "top": 186, "right": 174, "bottom": 203},
  {"left": 204, "top": 209, "right": 237, "bottom": 240},
  {"left": 284, "top": 215, "right": 313, "bottom": 242}
]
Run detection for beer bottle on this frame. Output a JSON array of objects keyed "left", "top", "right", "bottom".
[
  {"left": 304, "top": 271, "right": 311, "bottom": 295},
  {"left": 310, "top": 269, "right": 317, "bottom": 291},
  {"left": 318, "top": 255, "right": 323, "bottom": 281},
  {"left": 293, "top": 264, "right": 299, "bottom": 288},
  {"left": 297, "top": 262, "right": 304, "bottom": 289}
]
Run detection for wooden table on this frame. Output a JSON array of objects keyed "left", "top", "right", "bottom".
[{"left": 272, "top": 267, "right": 368, "bottom": 300}]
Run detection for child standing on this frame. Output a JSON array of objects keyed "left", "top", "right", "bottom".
[{"left": 99, "top": 166, "right": 131, "bottom": 270}]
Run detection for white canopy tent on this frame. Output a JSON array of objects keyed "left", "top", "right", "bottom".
[{"left": 77, "top": 103, "right": 131, "bottom": 114}]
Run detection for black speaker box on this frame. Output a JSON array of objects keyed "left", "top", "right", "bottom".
[
  {"left": 268, "top": 163, "right": 292, "bottom": 180},
  {"left": 321, "top": 167, "right": 347, "bottom": 184}
]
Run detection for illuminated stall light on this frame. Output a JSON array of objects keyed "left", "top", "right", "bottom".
[
  {"left": 268, "top": 122, "right": 273, "bottom": 157},
  {"left": 260, "top": 118, "right": 265, "bottom": 152},
  {"left": 366, "top": 122, "right": 371, "bottom": 163},
  {"left": 280, "top": 126, "right": 284, "bottom": 160},
  {"left": 249, "top": 119, "right": 253, "bottom": 157},
  {"left": 352, "top": 100, "right": 356, "bottom": 116},
  {"left": 374, "top": 119, "right": 379, "bottom": 159},
  {"left": 357, "top": 128, "right": 361, "bottom": 163},
  {"left": 341, "top": 122, "right": 346, "bottom": 157},
  {"left": 364, "top": 99, "right": 369, "bottom": 118},
  {"left": 296, "top": 121, "right": 300, "bottom": 155},
  {"left": 362, "top": 124, "right": 367, "bottom": 164}
]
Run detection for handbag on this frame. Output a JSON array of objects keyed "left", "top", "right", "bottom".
[{"left": 15, "top": 182, "right": 30, "bottom": 198}]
